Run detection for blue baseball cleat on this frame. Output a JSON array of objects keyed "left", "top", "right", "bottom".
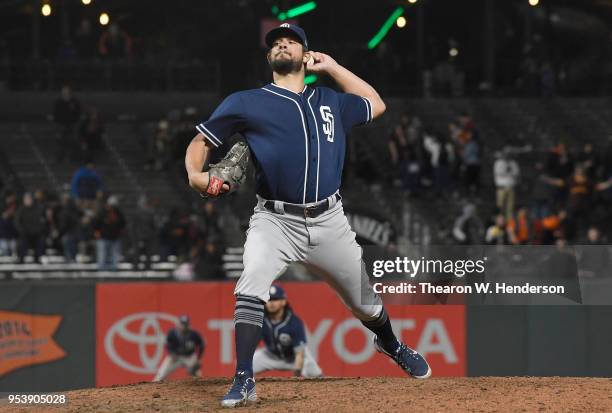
[
  {"left": 221, "top": 370, "right": 258, "bottom": 408},
  {"left": 373, "top": 336, "right": 432, "bottom": 379}
]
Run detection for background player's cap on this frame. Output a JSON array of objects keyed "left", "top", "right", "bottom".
[
  {"left": 178, "top": 315, "right": 190, "bottom": 325},
  {"left": 265, "top": 23, "right": 308, "bottom": 50},
  {"left": 269, "top": 285, "right": 287, "bottom": 300}
]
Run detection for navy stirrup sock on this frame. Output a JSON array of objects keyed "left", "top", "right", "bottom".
[
  {"left": 361, "top": 307, "right": 400, "bottom": 354},
  {"left": 234, "top": 295, "right": 265, "bottom": 377}
]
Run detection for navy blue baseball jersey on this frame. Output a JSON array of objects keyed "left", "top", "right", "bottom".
[
  {"left": 196, "top": 83, "right": 373, "bottom": 204},
  {"left": 262, "top": 309, "right": 307, "bottom": 362},
  {"left": 166, "top": 328, "right": 205, "bottom": 357}
]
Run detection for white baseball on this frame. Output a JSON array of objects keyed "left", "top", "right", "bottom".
[{"left": 308, "top": 56, "right": 315, "bottom": 66}]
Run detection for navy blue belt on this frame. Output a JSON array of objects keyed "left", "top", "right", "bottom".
[{"left": 263, "top": 193, "right": 342, "bottom": 218}]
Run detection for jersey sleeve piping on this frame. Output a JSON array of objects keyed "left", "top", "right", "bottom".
[
  {"left": 361, "top": 96, "right": 373, "bottom": 124},
  {"left": 195, "top": 124, "right": 222, "bottom": 147}
]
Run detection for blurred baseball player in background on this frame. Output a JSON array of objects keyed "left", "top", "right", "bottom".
[
  {"left": 185, "top": 23, "right": 431, "bottom": 408},
  {"left": 254, "top": 285, "right": 323, "bottom": 378},
  {"left": 153, "top": 315, "right": 205, "bottom": 382}
]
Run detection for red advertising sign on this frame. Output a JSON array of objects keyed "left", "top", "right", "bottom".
[{"left": 96, "top": 283, "right": 465, "bottom": 386}]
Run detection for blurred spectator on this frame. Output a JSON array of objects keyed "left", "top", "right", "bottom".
[
  {"left": 71, "top": 163, "right": 104, "bottom": 205},
  {"left": 75, "top": 19, "right": 97, "bottom": 59},
  {"left": 494, "top": 148, "right": 520, "bottom": 220},
  {"left": 545, "top": 143, "right": 573, "bottom": 202},
  {"left": 398, "top": 114, "right": 410, "bottom": 136},
  {"left": 14, "top": 193, "right": 46, "bottom": 263},
  {"left": 567, "top": 166, "right": 612, "bottom": 234},
  {"left": 33, "top": 188, "right": 46, "bottom": 207},
  {"left": 457, "top": 112, "right": 479, "bottom": 142},
  {"left": 93, "top": 195, "right": 126, "bottom": 271},
  {"left": 0, "top": 192, "right": 18, "bottom": 257},
  {"left": 53, "top": 85, "right": 81, "bottom": 162},
  {"left": 578, "top": 227, "right": 609, "bottom": 278},
  {"left": 452, "top": 203, "right": 484, "bottom": 245},
  {"left": 198, "top": 201, "right": 223, "bottom": 241},
  {"left": 530, "top": 162, "right": 561, "bottom": 219},
  {"left": 57, "top": 193, "right": 81, "bottom": 262},
  {"left": 540, "top": 209, "right": 561, "bottom": 245},
  {"left": 541, "top": 209, "right": 576, "bottom": 244},
  {"left": 146, "top": 120, "right": 172, "bottom": 171},
  {"left": 462, "top": 135, "right": 481, "bottom": 193},
  {"left": 567, "top": 166, "right": 592, "bottom": 228},
  {"left": 98, "top": 24, "right": 132, "bottom": 59},
  {"left": 548, "top": 143, "right": 574, "bottom": 178},
  {"left": 43, "top": 192, "right": 61, "bottom": 255},
  {"left": 507, "top": 206, "right": 531, "bottom": 245},
  {"left": 193, "top": 237, "right": 224, "bottom": 280},
  {"left": 78, "top": 107, "right": 104, "bottom": 162},
  {"left": 424, "top": 133, "right": 454, "bottom": 195},
  {"left": 448, "top": 122, "right": 462, "bottom": 145},
  {"left": 77, "top": 206, "right": 97, "bottom": 259},
  {"left": 404, "top": 116, "right": 422, "bottom": 145},
  {"left": 160, "top": 208, "right": 196, "bottom": 262},
  {"left": 577, "top": 143, "right": 599, "bottom": 180},
  {"left": 485, "top": 214, "right": 512, "bottom": 245},
  {"left": 403, "top": 147, "right": 422, "bottom": 196},
  {"left": 585, "top": 226, "right": 605, "bottom": 245},
  {"left": 557, "top": 209, "right": 577, "bottom": 243}
]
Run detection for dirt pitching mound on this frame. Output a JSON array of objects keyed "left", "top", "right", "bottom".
[{"left": 3, "top": 377, "right": 612, "bottom": 412}]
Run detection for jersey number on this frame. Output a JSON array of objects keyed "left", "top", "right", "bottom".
[{"left": 320, "top": 106, "right": 334, "bottom": 143}]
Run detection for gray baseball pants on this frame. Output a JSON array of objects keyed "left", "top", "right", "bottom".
[{"left": 235, "top": 193, "right": 383, "bottom": 322}]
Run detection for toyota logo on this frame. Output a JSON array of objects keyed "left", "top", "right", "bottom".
[{"left": 104, "top": 312, "right": 178, "bottom": 374}]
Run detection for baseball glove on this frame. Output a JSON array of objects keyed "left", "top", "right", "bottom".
[{"left": 204, "top": 141, "right": 250, "bottom": 197}]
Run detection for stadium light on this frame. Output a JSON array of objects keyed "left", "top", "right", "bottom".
[
  {"left": 305, "top": 74, "right": 317, "bottom": 85},
  {"left": 82, "top": 0, "right": 92, "bottom": 5},
  {"left": 396, "top": 16, "right": 407, "bottom": 28},
  {"left": 449, "top": 48, "right": 459, "bottom": 57},
  {"left": 41, "top": 4, "right": 51, "bottom": 16},
  {"left": 528, "top": 0, "right": 539, "bottom": 6},
  {"left": 408, "top": 0, "right": 418, "bottom": 3},
  {"left": 278, "top": 1, "right": 317, "bottom": 21},
  {"left": 368, "top": 7, "right": 405, "bottom": 49},
  {"left": 99, "top": 12, "right": 110, "bottom": 26}
]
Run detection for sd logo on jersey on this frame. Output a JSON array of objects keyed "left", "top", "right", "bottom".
[
  {"left": 320, "top": 106, "right": 334, "bottom": 143},
  {"left": 279, "top": 333, "right": 293, "bottom": 346}
]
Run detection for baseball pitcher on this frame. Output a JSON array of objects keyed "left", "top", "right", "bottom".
[
  {"left": 153, "top": 315, "right": 205, "bottom": 382},
  {"left": 185, "top": 23, "right": 431, "bottom": 408}
]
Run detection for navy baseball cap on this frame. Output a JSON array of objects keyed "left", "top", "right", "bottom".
[
  {"left": 269, "top": 285, "right": 287, "bottom": 300},
  {"left": 265, "top": 23, "right": 308, "bottom": 50},
  {"left": 178, "top": 315, "right": 190, "bottom": 325}
]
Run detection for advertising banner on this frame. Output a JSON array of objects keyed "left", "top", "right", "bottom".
[
  {"left": 0, "top": 311, "right": 66, "bottom": 377},
  {"left": 0, "top": 283, "right": 96, "bottom": 391},
  {"left": 96, "top": 282, "right": 465, "bottom": 386}
]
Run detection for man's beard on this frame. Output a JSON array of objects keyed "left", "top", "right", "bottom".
[
  {"left": 267, "top": 307, "right": 284, "bottom": 318},
  {"left": 269, "top": 56, "right": 303, "bottom": 75}
]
